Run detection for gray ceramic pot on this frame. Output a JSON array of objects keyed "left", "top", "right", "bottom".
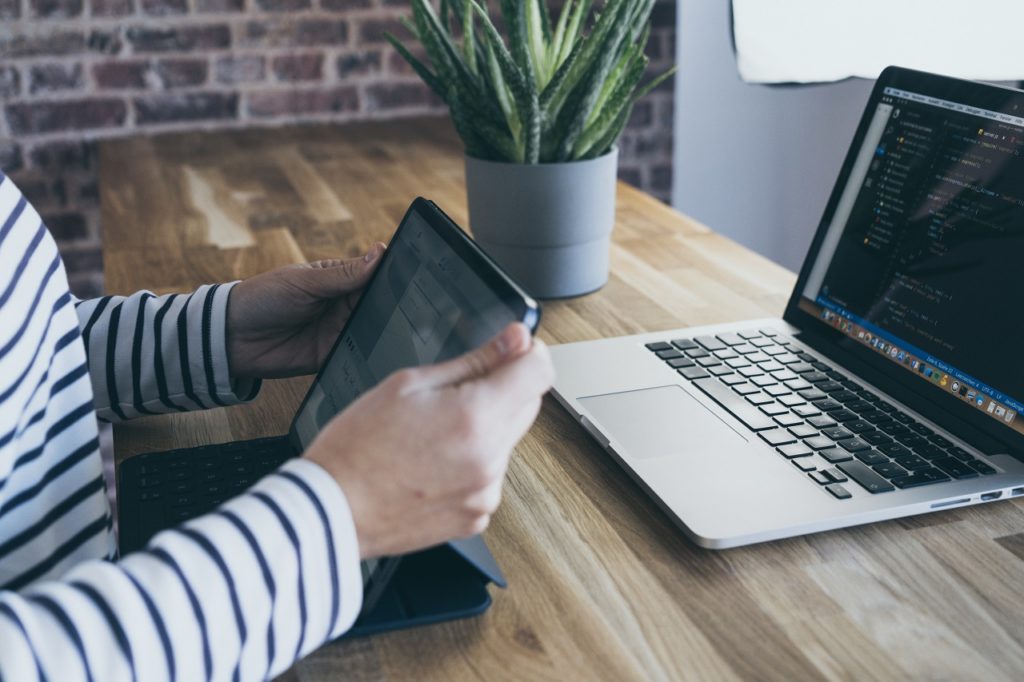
[{"left": 464, "top": 148, "right": 618, "bottom": 299}]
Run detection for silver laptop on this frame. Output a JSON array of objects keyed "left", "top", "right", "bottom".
[{"left": 550, "top": 66, "right": 1024, "bottom": 548}]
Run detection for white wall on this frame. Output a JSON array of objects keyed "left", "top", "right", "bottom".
[{"left": 672, "top": 0, "right": 874, "bottom": 271}]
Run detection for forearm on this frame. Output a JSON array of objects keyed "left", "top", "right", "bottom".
[
  {"left": 75, "top": 284, "right": 260, "bottom": 422},
  {"left": 0, "top": 459, "right": 362, "bottom": 681}
]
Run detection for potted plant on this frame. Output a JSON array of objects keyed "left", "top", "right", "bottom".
[{"left": 387, "top": 0, "right": 675, "bottom": 298}]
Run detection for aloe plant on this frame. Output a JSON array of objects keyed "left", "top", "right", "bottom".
[{"left": 386, "top": 0, "right": 676, "bottom": 164}]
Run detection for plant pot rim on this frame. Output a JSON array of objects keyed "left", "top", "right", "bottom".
[{"left": 464, "top": 146, "right": 618, "bottom": 168}]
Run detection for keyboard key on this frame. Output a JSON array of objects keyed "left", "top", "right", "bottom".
[
  {"left": 823, "top": 467, "right": 848, "bottom": 483},
  {"left": 739, "top": 366, "right": 764, "bottom": 378},
  {"left": 862, "top": 431, "right": 892, "bottom": 446},
  {"left": 873, "top": 462, "right": 908, "bottom": 479},
  {"left": 779, "top": 395, "right": 805, "bottom": 408},
  {"left": 760, "top": 328, "right": 779, "bottom": 337},
  {"left": 765, "top": 384, "right": 791, "bottom": 397},
  {"left": 931, "top": 457, "right": 979, "bottom": 479},
  {"left": 839, "top": 438, "right": 871, "bottom": 452},
  {"left": 685, "top": 348, "right": 710, "bottom": 359},
  {"left": 969, "top": 460, "right": 997, "bottom": 475},
  {"left": 803, "top": 371, "right": 829, "bottom": 383},
  {"left": 775, "top": 353, "right": 801, "bottom": 364},
  {"left": 948, "top": 446, "right": 972, "bottom": 461},
  {"left": 721, "top": 374, "right": 747, "bottom": 386},
  {"left": 679, "top": 367, "right": 710, "bottom": 380},
  {"left": 893, "top": 454, "right": 930, "bottom": 470},
  {"left": 716, "top": 332, "right": 745, "bottom": 346},
  {"left": 829, "top": 409, "right": 859, "bottom": 423},
  {"left": 807, "top": 415, "right": 837, "bottom": 428},
  {"left": 734, "top": 344, "right": 758, "bottom": 354},
  {"left": 763, "top": 346, "right": 789, "bottom": 357},
  {"left": 792, "top": 458, "right": 817, "bottom": 472},
  {"left": 879, "top": 421, "right": 911, "bottom": 436},
  {"left": 750, "top": 338, "right": 775, "bottom": 348},
  {"left": 809, "top": 470, "right": 832, "bottom": 485},
  {"left": 854, "top": 449, "right": 888, "bottom": 465},
  {"left": 760, "top": 429, "right": 798, "bottom": 446},
  {"left": 929, "top": 434, "right": 953, "bottom": 448},
  {"left": 822, "top": 426, "right": 854, "bottom": 440},
  {"left": 820, "top": 448, "right": 853, "bottom": 463},
  {"left": 891, "top": 468, "right": 949, "bottom": 489},
  {"left": 709, "top": 366, "right": 734, "bottom": 377},
  {"left": 657, "top": 349, "right": 684, "bottom": 360},
  {"left": 784, "top": 379, "right": 813, "bottom": 392},
  {"left": 774, "top": 413, "right": 804, "bottom": 427},
  {"left": 646, "top": 342, "right": 672, "bottom": 352},
  {"left": 732, "top": 383, "right": 760, "bottom": 395},
  {"left": 789, "top": 424, "right": 818, "bottom": 439},
  {"left": 797, "top": 388, "right": 827, "bottom": 402},
  {"left": 760, "top": 403, "right": 789, "bottom": 417},
  {"left": 668, "top": 357, "right": 696, "bottom": 368},
  {"left": 746, "top": 392, "right": 774, "bottom": 406},
  {"left": 813, "top": 399, "right": 843, "bottom": 412},
  {"left": 818, "top": 381, "right": 843, "bottom": 392},
  {"left": 913, "top": 443, "right": 946, "bottom": 461},
  {"left": 804, "top": 436, "right": 835, "bottom": 450},
  {"left": 714, "top": 348, "right": 739, "bottom": 360},
  {"left": 747, "top": 352, "right": 771, "bottom": 364},
  {"left": 837, "top": 462, "right": 896, "bottom": 493},
  {"left": 779, "top": 443, "right": 813, "bottom": 458},
  {"left": 695, "top": 335, "right": 726, "bottom": 351},
  {"left": 752, "top": 375, "right": 777, "bottom": 387},
  {"left": 825, "top": 483, "right": 853, "bottom": 499},
  {"left": 738, "top": 330, "right": 762, "bottom": 339},
  {"left": 844, "top": 420, "right": 874, "bottom": 434},
  {"left": 726, "top": 357, "right": 752, "bottom": 369},
  {"left": 789, "top": 362, "right": 815, "bottom": 374},
  {"left": 696, "top": 356, "right": 722, "bottom": 368},
  {"left": 672, "top": 338, "right": 699, "bottom": 350},
  {"left": 793, "top": 404, "right": 821, "bottom": 418},
  {"left": 758, "top": 361, "right": 785, "bottom": 373},
  {"left": 692, "top": 378, "right": 777, "bottom": 431},
  {"left": 831, "top": 390, "right": 858, "bottom": 403},
  {"left": 878, "top": 442, "right": 912, "bottom": 458},
  {"left": 771, "top": 370, "right": 799, "bottom": 383}
]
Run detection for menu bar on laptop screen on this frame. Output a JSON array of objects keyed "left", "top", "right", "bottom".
[{"left": 799, "top": 84, "right": 1024, "bottom": 438}]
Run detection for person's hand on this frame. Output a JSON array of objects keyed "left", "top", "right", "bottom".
[
  {"left": 226, "top": 243, "right": 385, "bottom": 378},
  {"left": 304, "top": 322, "right": 554, "bottom": 559}
]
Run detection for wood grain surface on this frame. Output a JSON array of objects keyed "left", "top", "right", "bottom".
[{"left": 99, "top": 118, "right": 1024, "bottom": 681}]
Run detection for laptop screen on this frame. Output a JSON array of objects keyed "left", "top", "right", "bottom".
[{"left": 797, "top": 83, "right": 1024, "bottom": 439}]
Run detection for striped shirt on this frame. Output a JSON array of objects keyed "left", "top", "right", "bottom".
[{"left": 0, "top": 171, "right": 363, "bottom": 680}]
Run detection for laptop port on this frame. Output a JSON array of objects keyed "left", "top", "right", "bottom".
[
  {"left": 980, "top": 491, "right": 1003, "bottom": 501},
  {"left": 1011, "top": 487, "right": 1024, "bottom": 497}
]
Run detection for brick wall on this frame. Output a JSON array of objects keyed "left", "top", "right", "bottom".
[{"left": 0, "top": 0, "right": 676, "bottom": 297}]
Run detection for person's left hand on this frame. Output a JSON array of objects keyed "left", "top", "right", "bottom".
[{"left": 226, "top": 243, "right": 385, "bottom": 379}]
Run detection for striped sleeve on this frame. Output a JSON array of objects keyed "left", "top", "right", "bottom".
[
  {"left": 0, "top": 458, "right": 365, "bottom": 682},
  {"left": 74, "top": 284, "right": 261, "bottom": 422}
]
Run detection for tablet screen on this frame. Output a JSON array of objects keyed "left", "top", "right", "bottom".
[{"left": 290, "top": 200, "right": 538, "bottom": 451}]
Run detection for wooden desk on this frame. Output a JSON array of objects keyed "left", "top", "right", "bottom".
[{"left": 100, "top": 119, "right": 1024, "bottom": 681}]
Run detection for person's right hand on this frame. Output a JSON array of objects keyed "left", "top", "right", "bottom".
[{"left": 303, "top": 322, "right": 554, "bottom": 559}]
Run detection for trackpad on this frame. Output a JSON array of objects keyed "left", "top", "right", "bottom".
[{"left": 579, "top": 385, "right": 746, "bottom": 460}]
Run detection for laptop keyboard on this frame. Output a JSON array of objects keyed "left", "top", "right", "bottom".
[{"left": 645, "top": 330, "right": 997, "bottom": 499}]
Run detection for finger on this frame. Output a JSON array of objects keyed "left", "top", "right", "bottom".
[
  {"left": 413, "top": 322, "right": 532, "bottom": 389},
  {"left": 471, "top": 339, "right": 555, "bottom": 409},
  {"left": 302, "top": 242, "right": 385, "bottom": 297}
]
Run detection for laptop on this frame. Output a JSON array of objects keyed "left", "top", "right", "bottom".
[
  {"left": 549, "top": 66, "right": 1024, "bottom": 548},
  {"left": 118, "top": 198, "right": 539, "bottom": 620}
]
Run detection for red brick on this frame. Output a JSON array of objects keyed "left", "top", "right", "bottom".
[
  {"left": 651, "top": 0, "right": 676, "bottom": 29},
  {"left": 358, "top": 18, "right": 413, "bottom": 45},
  {"left": 67, "top": 273, "right": 104, "bottom": 299},
  {"left": 87, "top": 30, "right": 124, "bottom": 55},
  {"left": 322, "top": 0, "right": 371, "bottom": 9},
  {"left": 651, "top": 164, "right": 672, "bottom": 193},
  {"left": 243, "top": 20, "right": 349, "bottom": 48},
  {"left": 363, "top": 82, "right": 435, "bottom": 112},
  {"left": 29, "top": 63, "right": 85, "bottom": 95},
  {"left": 0, "top": 142, "right": 22, "bottom": 174},
  {"left": 0, "top": 0, "right": 19, "bottom": 18},
  {"left": 0, "top": 31, "right": 85, "bottom": 58},
  {"left": 141, "top": 0, "right": 186, "bottom": 14},
  {"left": 29, "top": 140, "right": 95, "bottom": 171},
  {"left": 60, "top": 246, "right": 103, "bottom": 277},
  {"left": 127, "top": 25, "right": 231, "bottom": 53},
  {"left": 337, "top": 50, "right": 382, "bottom": 79},
  {"left": 155, "top": 59, "right": 209, "bottom": 88},
  {"left": 196, "top": 0, "right": 242, "bottom": 10},
  {"left": 247, "top": 87, "right": 359, "bottom": 118},
  {"left": 272, "top": 53, "right": 324, "bottom": 82},
  {"left": 44, "top": 213, "right": 89, "bottom": 241},
  {"left": 6, "top": 99, "right": 127, "bottom": 135},
  {"left": 0, "top": 66, "right": 19, "bottom": 99},
  {"left": 89, "top": 0, "right": 132, "bottom": 16},
  {"left": 135, "top": 92, "right": 238, "bottom": 125},
  {"left": 255, "top": 0, "right": 310, "bottom": 10},
  {"left": 617, "top": 166, "right": 642, "bottom": 188},
  {"left": 626, "top": 101, "right": 652, "bottom": 129},
  {"left": 387, "top": 47, "right": 428, "bottom": 77},
  {"left": 215, "top": 55, "right": 265, "bottom": 85},
  {"left": 31, "top": 0, "right": 82, "bottom": 18},
  {"left": 93, "top": 61, "right": 148, "bottom": 89}
]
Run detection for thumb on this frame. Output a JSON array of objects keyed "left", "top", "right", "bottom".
[
  {"left": 413, "top": 323, "right": 532, "bottom": 389},
  {"left": 303, "top": 242, "right": 385, "bottom": 296}
]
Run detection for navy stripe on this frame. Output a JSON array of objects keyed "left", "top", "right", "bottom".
[
  {"left": 218, "top": 509, "right": 277, "bottom": 677},
  {"left": 80, "top": 296, "right": 112, "bottom": 371},
  {"left": 28, "top": 595, "right": 96, "bottom": 682},
  {"left": 0, "top": 303, "right": 76, "bottom": 410},
  {"left": 0, "top": 601, "right": 48, "bottom": 682},
  {"left": 253, "top": 491, "right": 308, "bottom": 660},
  {"left": 0, "top": 254, "right": 61, "bottom": 360},
  {"left": 129, "top": 293, "right": 157, "bottom": 416},
  {"left": 69, "top": 581, "right": 137, "bottom": 682},
  {"left": 122, "top": 570, "right": 175, "bottom": 681},
  {"left": 0, "top": 355, "right": 88, "bottom": 454},
  {"left": 0, "top": 475, "right": 103, "bottom": 560},
  {"left": 279, "top": 471, "right": 341, "bottom": 631},
  {"left": 0, "top": 194, "right": 27, "bottom": 244},
  {"left": 201, "top": 284, "right": 229, "bottom": 407},
  {"left": 5, "top": 514, "right": 108, "bottom": 591},
  {"left": 149, "top": 547, "right": 213, "bottom": 681},
  {"left": 179, "top": 527, "right": 247, "bottom": 682},
  {"left": 152, "top": 294, "right": 187, "bottom": 412},
  {"left": 0, "top": 438, "right": 99, "bottom": 517},
  {"left": 0, "top": 220, "right": 46, "bottom": 309},
  {"left": 176, "top": 291, "right": 207, "bottom": 409},
  {"left": 103, "top": 300, "right": 128, "bottom": 421},
  {"left": 2, "top": 400, "right": 94, "bottom": 488}
]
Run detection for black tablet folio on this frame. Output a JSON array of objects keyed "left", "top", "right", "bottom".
[{"left": 117, "top": 197, "right": 535, "bottom": 633}]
